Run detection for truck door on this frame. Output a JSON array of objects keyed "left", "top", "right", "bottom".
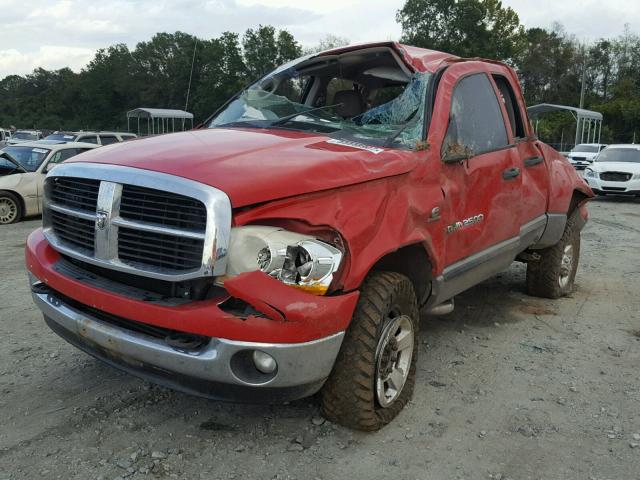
[
  {"left": 436, "top": 68, "right": 522, "bottom": 271},
  {"left": 491, "top": 74, "right": 549, "bottom": 226}
]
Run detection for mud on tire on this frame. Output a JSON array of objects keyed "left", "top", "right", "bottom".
[
  {"left": 320, "top": 271, "right": 419, "bottom": 431},
  {"left": 526, "top": 210, "right": 582, "bottom": 299}
]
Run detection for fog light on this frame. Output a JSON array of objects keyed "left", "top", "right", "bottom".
[{"left": 252, "top": 350, "right": 277, "bottom": 374}]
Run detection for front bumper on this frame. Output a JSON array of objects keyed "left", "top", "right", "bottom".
[
  {"left": 31, "top": 281, "right": 344, "bottom": 402},
  {"left": 584, "top": 176, "right": 640, "bottom": 195},
  {"left": 26, "top": 228, "right": 360, "bottom": 402}
]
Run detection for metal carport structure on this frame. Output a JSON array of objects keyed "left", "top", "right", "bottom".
[
  {"left": 527, "top": 103, "right": 603, "bottom": 147},
  {"left": 126, "top": 108, "right": 194, "bottom": 136}
]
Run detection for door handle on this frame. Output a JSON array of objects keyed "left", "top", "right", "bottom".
[
  {"left": 502, "top": 167, "right": 520, "bottom": 180},
  {"left": 524, "top": 156, "right": 544, "bottom": 167}
]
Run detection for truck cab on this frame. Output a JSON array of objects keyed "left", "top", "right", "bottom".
[{"left": 26, "top": 42, "right": 592, "bottom": 431}]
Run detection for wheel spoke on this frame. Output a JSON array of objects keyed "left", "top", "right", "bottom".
[
  {"left": 388, "top": 368, "right": 405, "bottom": 390},
  {"left": 395, "top": 329, "right": 413, "bottom": 352}
]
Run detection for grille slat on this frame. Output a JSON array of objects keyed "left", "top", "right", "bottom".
[
  {"left": 50, "top": 210, "right": 95, "bottom": 251},
  {"left": 118, "top": 237, "right": 202, "bottom": 257},
  {"left": 50, "top": 177, "right": 100, "bottom": 212},
  {"left": 119, "top": 184, "right": 207, "bottom": 232},
  {"left": 118, "top": 227, "right": 204, "bottom": 271}
]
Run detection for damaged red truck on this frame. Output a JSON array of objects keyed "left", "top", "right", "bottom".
[{"left": 26, "top": 42, "right": 592, "bottom": 430}]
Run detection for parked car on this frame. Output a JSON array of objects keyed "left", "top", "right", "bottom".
[
  {"left": 0, "top": 142, "right": 99, "bottom": 224},
  {"left": 44, "top": 131, "right": 137, "bottom": 145},
  {"left": 7, "top": 130, "right": 43, "bottom": 145},
  {"left": 26, "top": 42, "right": 592, "bottom": 430},
  {"left": 567, "top": 143, "right": 608, "bottom": 169},
  {"left": 584, "top": 144, "right": 640, "bottom": 196}
]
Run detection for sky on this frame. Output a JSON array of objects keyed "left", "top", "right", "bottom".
[{"left": 0, "top": 0, "right": 638, "bottom": 79}]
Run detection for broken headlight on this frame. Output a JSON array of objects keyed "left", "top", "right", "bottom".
[{"left": 220, "top": 226, "right": 343, "bottom": 295}]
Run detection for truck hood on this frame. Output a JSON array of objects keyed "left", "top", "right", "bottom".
[{"left": 68, "top": 128, "right": 417, "bottom": 207}]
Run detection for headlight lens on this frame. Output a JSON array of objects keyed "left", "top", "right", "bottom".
[
  {"left": 221, "top": 226, "right": 343, "bottom": 295},
  {"left": 633, "top": 173, "right": 640, "bottom": 180},
  {"left": 585, "top": 169, "right": 598, "bottom": 178}
]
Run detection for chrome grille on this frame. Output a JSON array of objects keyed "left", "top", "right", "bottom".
[
  {"left": 120, "top": 184, "right": 207, "bottom": 232},
  {"left": 42, "top": 163, "right": 232, "bottom": 282}
]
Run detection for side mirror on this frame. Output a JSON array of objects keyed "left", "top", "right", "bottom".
[
  {"left": 442, "top": 143, "right": 473, "bottom": 163},
  {"left": 44, "top": 163, "right": 57, "bottom": 174}
]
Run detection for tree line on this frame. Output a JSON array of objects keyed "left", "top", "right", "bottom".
[{"left": 1, "top": 0, "right": 639, "bottom": 146}]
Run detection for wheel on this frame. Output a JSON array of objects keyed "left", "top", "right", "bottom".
[
  {"left": 526, "top": 210, "right": 581, "bottom": 299},
  {"left": 0, "top": 192, "right": 22, "bottom": 224},
  {"left": 320, "top": 271, "right": 419, "bottom": 431}
]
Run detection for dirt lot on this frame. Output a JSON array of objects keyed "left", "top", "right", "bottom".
[{"left": 1, "top": 196, "right": 639, "bottom": 480}]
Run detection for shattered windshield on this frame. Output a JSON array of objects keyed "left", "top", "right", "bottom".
[{"left": 209, "top": 52, "right": 431, "bottom": 150}]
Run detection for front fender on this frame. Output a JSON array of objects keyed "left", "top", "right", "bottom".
[{"left": 233, "top": 173, "right": 445, "bottom": 292}]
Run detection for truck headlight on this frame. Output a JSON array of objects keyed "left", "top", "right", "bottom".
[
  {"left": 221, "top": 226, "right": 343, "bottom": 295},
  {"left": 585, "top": 169, "right": 598, "bottom": 178}
]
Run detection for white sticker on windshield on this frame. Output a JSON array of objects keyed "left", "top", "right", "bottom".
[
  {"left": 32, "top": 148, "right": 48, "bottom": 154},
  {"left": 63, "top": 135, "right": 74, "bottom": 139},
  {"left": 326, "top": 139, "right": 384, "bottom": 155}
]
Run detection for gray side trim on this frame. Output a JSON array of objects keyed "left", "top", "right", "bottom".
[
  {"left": 518, "top": 215, "right": 547, "bottom": 250},
  {"left": 433, "top": 237, "right": 520, "bottom": 304},
  {"left": 531, "top": 213, "right": 567, "bottom": 249},
  {"left": 425, "top": 215, "right": 548, "bottom": 308}
]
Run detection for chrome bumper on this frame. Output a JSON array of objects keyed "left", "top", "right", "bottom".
[{"left": 31, "top": 283, "right": 344, "bottom": 402}]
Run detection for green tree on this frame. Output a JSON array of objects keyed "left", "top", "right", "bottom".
[
  {"left": 396, "top": 0, "right": 524, "bottom": 60},
  {"left": 242, "top": 25, "right": 301, "bottom": 80}
]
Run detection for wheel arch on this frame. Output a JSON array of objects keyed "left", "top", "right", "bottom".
[
  {"left": 367, "top": 242, "right": 434, "bottom": 307},
  {"left": 568, "top": 188, "right": 591, "bottom": 215}
]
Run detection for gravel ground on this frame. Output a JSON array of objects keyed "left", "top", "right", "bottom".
[{"left": 1, "top": 196, "right": 639, "bottom": 480}]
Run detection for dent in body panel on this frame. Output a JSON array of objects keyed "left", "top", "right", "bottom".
[{"left": 233, "top": 169, "right": 446, "bottom": 292}]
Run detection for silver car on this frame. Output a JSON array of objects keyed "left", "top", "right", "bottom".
[{"left": 0, "top": 141, "right": 99, "bottom": 224}]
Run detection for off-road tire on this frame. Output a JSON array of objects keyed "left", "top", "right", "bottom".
[
  {"left": 526, "top": 210, "right": 581, "bottom": 299},
  {"left": 0, "top": 192, "right": 22, "bottom": 224},
  {"left": 320, "top": 271, "right": 419, "bottom": 431}
]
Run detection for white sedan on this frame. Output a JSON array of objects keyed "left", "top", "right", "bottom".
[{"left": 584, "top": 144, "right": 640, "bottom": 196}]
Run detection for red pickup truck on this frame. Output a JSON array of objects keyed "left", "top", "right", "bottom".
[{"left": 26, "top": 42, "right": 592, "bottom": 431}]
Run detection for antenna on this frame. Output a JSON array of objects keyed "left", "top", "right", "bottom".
[{"left": 183, "top": 38, "right": 198, "bottom": 129}]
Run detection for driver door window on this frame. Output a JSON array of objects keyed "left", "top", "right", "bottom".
[{"left": 443, "top": 73, "right": 509, "bottom": 158}]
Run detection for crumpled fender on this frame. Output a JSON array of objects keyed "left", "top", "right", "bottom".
[{"left": 539, "top": 142, "right": 594, "bottom": 213}]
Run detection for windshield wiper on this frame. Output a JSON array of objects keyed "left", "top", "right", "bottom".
[{"left": 268, "top": 103, "right": 342, "bottom": 127}]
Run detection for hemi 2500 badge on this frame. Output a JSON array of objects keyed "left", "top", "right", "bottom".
[{"left": 446, "top": 214, "right": 484, "bottom": 234}]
